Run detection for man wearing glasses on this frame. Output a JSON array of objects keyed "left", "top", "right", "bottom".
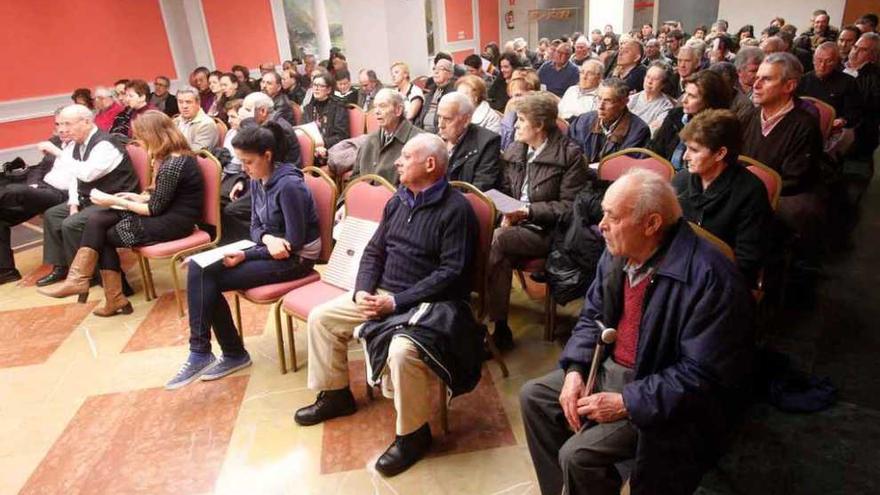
[
  {"left": 417, "top": 59, "right": 456, "bottom": 134},
  {"left": 149, "top": 76, "right": 178, "bottom": 117}
]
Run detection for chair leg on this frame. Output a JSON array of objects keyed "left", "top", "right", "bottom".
[
  {"left": 286, "top": 313, "right": 297, "bottom": 372},
  {"left": 485, "top": 335, "right": 509, "bottom": 378},
  {"left": 137, "top": 255, "right": 150, "bottom": 302},
  {"left": 439, "top": 382, "right": 449, "bottom": 434},
  {"left": 543, "top": 289, "right": 553, "bottom": 341},
  {"left": 272, "top": 301, "right": 287, "bottom": 374},
  {"left": 515, "top": 269, "right": 527, "bottom": 290},
  {"left": 233, "top": 294, "right": 243, "bottom": 337},
  {"left": 170, "top": 254, "right": 185, "bottom": 317},
  {"left": 549, "top": 294, "right": 557, "bottom": 341},
  {"left": 142, "top": 258, "right": 157, "bottom": 300},
  {"left": 365, "top": 360, "right": 374, "bottom": 400}
]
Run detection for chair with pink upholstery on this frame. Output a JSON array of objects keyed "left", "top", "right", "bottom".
[
  {"left": 365, "top": 111, "right": 380, "bottom": 134},
  {"left": 213, "top": 118, "right": 228, "bottom": 148},
  {"left": 740, "top": 155, "right": 781, "bottom": 211},
  {"left": 125, "top": 143, "right": 152, "bottom": 191},
  {"left": 294, "top": 128, "right": 315, "bottom": 168},
  {"left": 230, "top": 166, "right": 338, "bottom": 374},
  {"left": 291, "top": 102, "right": 303, "bottom": 125},
  {"left": 279, "top": 174, "right": 395, "bottom": 372},
  {"left": 597, "top": 147, "right": 675, "bottom": 182},
  {"left": 134, "top": 150, "right": 222, "bottom": 316},
  {"left": 347, "top": 104, "right": 366, "bottom": 138},
  {"left": 800, "top": 96, "right": 835, "bottom": 141}
]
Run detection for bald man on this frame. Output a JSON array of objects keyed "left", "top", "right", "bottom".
[
  {"left": 37, "top": 105, "right": 139, "bottom": 287},
  {"left": 295, "top": 133, "right": 480, "bottom": 477}
]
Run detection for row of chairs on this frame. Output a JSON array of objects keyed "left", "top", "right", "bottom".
[{"left": 289, "top": 102, "right": 379, "bottom": 138}]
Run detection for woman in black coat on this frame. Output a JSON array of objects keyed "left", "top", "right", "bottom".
[
  {"left": 303, "top": 72, "right": 350, "bottom": 165},
  {"left": 672, "top": 109, "right": 771, "bottom": 287}
]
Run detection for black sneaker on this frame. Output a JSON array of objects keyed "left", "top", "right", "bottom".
[
  {"left": 0, "top": 269, "right": 21, "bottom": 285},
  {"left": 294, "top": 388, "right": 357, "bottom": 426}
]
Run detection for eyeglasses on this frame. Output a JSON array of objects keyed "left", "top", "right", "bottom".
[{"left": 312, "top": 83, "right": 329, "bottom": 88}]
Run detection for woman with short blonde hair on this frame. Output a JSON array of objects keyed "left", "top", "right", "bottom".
[{"left": 455, "top": 75, "right": 502, "bottom": 133}]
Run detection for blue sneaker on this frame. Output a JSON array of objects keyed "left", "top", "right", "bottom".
[
  {"left": 165, "top": 352, "right": 216, "bottom": 390},
  {"left": 200, "top": 353, "right": 252, "bottom": 381}
]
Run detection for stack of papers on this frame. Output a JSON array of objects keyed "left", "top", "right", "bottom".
[{"left": 187, "top": 240, "right": 256, "bottom": 267}]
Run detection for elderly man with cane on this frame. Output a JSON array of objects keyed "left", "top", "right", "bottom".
[{"left": 519, "top": 169, "right": 755, "bottom": 495}]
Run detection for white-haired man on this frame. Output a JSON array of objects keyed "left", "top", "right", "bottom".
[
  {"left": 174, "top": 86, "right": 219, "bottom": 151},
  {"left": 437, "top": 92, "right": 500, "bottom": 190},
  {"left": 36, "top": 105, "right": 139, "bottom": 287},
  {"left": 295, "top": 133, "right": 481, "bottom": 477},
  {"left": 94, "top": 87, "right": 124, "bottom": 132},
  {"left": 352, "top": 88, "right": 423, "bottom": 184},
  {"left": 571, "top": 36, "right": 591, "bottom": 66},
  {"left": 521, "top": 169, "right": 754, "bottom": 495},
  {"left": 418, "top": 59, "right": 457, "bottom": 133}
]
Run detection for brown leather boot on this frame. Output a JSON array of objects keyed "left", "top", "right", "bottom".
[
  {"left": 38, "top": 247, "right": 98, "bottom": 302},
  {"left": 93, "top": 270, "right": 133, "bottom": 317}
]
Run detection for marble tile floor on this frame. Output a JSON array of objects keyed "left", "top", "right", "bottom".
[{"left": 0, "top": 244, "right": 564, "bottom": 495}]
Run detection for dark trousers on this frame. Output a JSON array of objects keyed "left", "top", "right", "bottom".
[
  {"left": 520, "top": 361, "right": 637, "bottom": 495},
  {"left": 186, "top": 257, "right": 313, "bottom": 357},
  {"left": 80, "top": 209, "right": 126, "bottom": 271},
  {"left": 0, "top": 182, "right": 66, "bottom": 270},
  {"left": 487, "top": 225, "right": 552, "bottom": 321},
  {"left": 42, "top": 202, "right": 104, "bottom": 267}
]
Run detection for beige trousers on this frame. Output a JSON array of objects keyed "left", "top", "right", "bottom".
[{"left": 306, "top": 291, "right": 438, "bottom": 435}]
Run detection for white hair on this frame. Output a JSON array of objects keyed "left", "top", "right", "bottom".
[
  {"left": 94, "top": 86, "right": 114, "bottom": 98},
  {"left": 244, "top": 91, "right": 274, "bottom": 111},
  {"left": 408, "top": 133, "right": 448, "bottom": 173},
  {"left": 434, "top": 59, "right": 454, "bottom": 72},
  {"left": 176, "top": 85, "right": 200, "bottom": 102},
  {"left": 375, "top": 87, "right": 404, "bottom": 108},
  {"left": 440, "top": 92, "right": 474, "bottom": 116},
  {"left": 613, "top": 168, "right": 682, "bottom": 227},
  {"left": 513, "top": 38, "right": 528, "bottom": 50},
  {"left": 62, "top": 104, "right": 95, "bottom": 122},
  {"left": 684, "top": 39, "right": 706, "bottom": 58},
  {"left": 575, "top": 36, "right": 589, "bottom": 47}
]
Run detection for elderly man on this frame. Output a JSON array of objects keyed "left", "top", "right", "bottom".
[
  {"left": 521, "top": 169, "right": 754, "bottom": 495},
  {"left": 36, "top": 105, "right": 139, "bottom": 287},
  {"left": 437, "top": 92, "right": 500, "bottom": 191},
  {"left": 149, "top": 76, "right": 178, "bottom": 117},
  {"left": 538, "top": 42, "right": 580, "bottom": 97},
  {"left": 668, "top": 45, "right": 700, "bottom": 97},
  {"left": 838, "top": 25, "right": 862, "bottom": 62},
  {"left": 568, "top": 78, "right": 651, "bottom": 165},
  {"left": 798, "top": 42, "right": 862, "bottom": 156},
  {"left": 611, "top": 39, "right": 647, "bottom": 92},
  {"left": 418, "top": 59, "right": 457, "bottom": 133},
  {"left": 0, "top": 111, "right": 73, "bottom": 284},
  {"left": 173, "top": 87, "right": 219, "bottom": 151},
  {"left": 357, "top": 69, "right": 382, "bottom": 110},
  {"left": 641, "top": 38, "right": 670, "bottom": 66},
  {"left": 352, "top": 88, "right": 423, "bottom": 184},
  {"left": 260, "top": 71, "right": 295, "bottom": 125},
  {"left": 294, "top": 133, "right": 480, "bottom": 477},
  {"left": 93, "top": 87, "right": 124, "bottom": 132},
  {"left": 571, "top": 36, "right": 591, "bottom": 66},
  {"left": 191, "top": 67, "right": 214, "bottom": 114},
  {"left": 801, "top": 9, "right": 840, "bottom": 49},
  {"left": 844, "top": 33, "right": 880, "bottom": 158},
  {"left": 743, "top": 52, "right": 825, "bottom": 290},
  {"left": 220, "top": 92, "right": 302, "bottom": 244},
  {"left": 734, "top": 47, "right": 764, "bottom": 97}
]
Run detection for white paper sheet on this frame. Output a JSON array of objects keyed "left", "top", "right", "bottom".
[
  {"left": 187, "top": 240, "right": 256, "bottom": 268},
  {"left": 485, "top": 188, "right": 527, "bottom": 214}
]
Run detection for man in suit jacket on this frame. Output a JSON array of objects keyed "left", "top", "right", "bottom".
[
  {"left": 437, "top": 93, "right": 500, "bottom": 191},
  {"left": 352, "top": 89, "right": 423, "bottom": 184}
]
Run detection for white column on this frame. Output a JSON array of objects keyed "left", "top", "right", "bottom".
[{"left": 312, "top": 0, "right": 332, "bottom": 58}]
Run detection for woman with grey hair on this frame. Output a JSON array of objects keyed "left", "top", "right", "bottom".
[
  {"left": 627, "top": 62, "right": 677, "bottom": 134},
  {"left": 558, "top": 59, "right": 603, "bottom": 119}
]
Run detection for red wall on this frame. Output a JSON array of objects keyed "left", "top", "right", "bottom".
[
  {"left": 0, "top": 0, "right": 176, "bottom": 102},
  {"left": 203, "top": 0, "right": 280, "bottom": 71},
  {"left": 478, "top": 0, "right": 500, "bottom": 46},
  {"left": 0, "top": 117, "right": 55, "bottom": 150},
  {"left": 445, "top": 0, "right": 475, "bottom": 42},
  {"left": 451, "top": 49, "right": 476, "bottom": 63}
]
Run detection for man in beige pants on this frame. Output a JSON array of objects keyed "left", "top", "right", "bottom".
[{"left": 294, "top": 133, "right": 477, "bottom": 477}]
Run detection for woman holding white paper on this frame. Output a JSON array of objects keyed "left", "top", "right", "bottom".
[
  {"left": 165, "top": 121, "right": 321, "bottom": 390},
  {"left": 39, "top": 111, "right": 204, "bottom": 317}
]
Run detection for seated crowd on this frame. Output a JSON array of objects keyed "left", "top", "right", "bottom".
[{"left": 1, "top": 7, "right": 879, "bottom": 493}]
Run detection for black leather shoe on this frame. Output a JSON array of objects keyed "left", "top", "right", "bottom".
[
  {"left": 492, "top": 320, "right": 515, "bottom": 351},
  {"left": 375, "top": 423, "right": 432, "bottom": 477},
  {"left": 0, "top": 269, "right": 21, "bottom": 285},
  {"left": 294, "top": 388, "right": 357, "bottom": 426},
  {"left": 36, "top": 265, "right": 67, "bottom": 287}
]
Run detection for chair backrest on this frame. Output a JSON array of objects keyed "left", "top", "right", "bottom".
[
  {"left": 689, "top": 221, "right": 735, "bottom": 262},
  {"left": 342, "top": 174, "right": 396, "bottom": 222},
  {"left": 294, "top": 128, "right": 315, "bottom": 168},
  {"left": 125, "top": 143, "right": 152, "bottom": 192},
  {"left": 347, "top": 104, "right": 366, "bottom": 138},
  {"left": 739, "top": 155, "right": 782, "bottom": 211},
  {"left": 800, "top": 96, "right": 835, "bottom": 140},
  {"left": 365, "top": 110, "right": 380, "bottom": 134},
  {"left": 556, "top": 117, "right": 570, "bottom": 134},
  {"left": 413, "top": 76, "right": 429, "bottom": 90},
  {"left": 291, "top": 102, "right": 303, "bottom": 125},
  {"left": 598, "top": 147, "right": 675, "bottom": 182},
  {"left": 302, "top": 166, "right": 338, "bottom": 263},
  {"left": 213, "top": 118, "right": 228, "bottom": 147},
  {"left": 195, "top": 150, "right": 223, "bottom": 242},
  {"left": 451, "top": 181, "right": 495, "bottom": 319}
]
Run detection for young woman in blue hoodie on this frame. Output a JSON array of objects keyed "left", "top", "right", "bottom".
[{"left": 167, "top": 121, "right": 322, "bottom": 389}]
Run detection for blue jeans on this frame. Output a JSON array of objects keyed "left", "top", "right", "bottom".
[{"left": 186, "top": 257, "right": 313, "bottom": 356}]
